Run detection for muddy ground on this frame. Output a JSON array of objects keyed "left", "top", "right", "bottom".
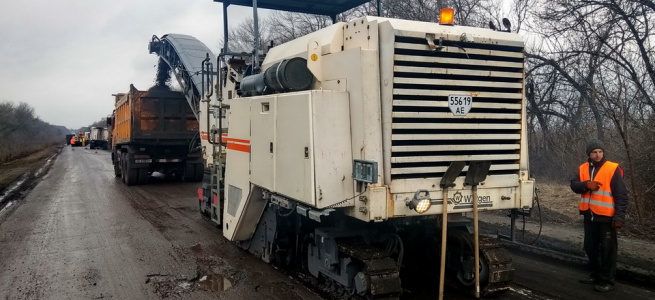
[
  {"left": 0, "top": 145, "right": 60, "bottom": 191},
  {"left": 0, "top": 145, "right": 60, "bottom": 212}
]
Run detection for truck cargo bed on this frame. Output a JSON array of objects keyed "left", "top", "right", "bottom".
[{"left": 113, "top": 87, "right": 198, "bottom": 145}]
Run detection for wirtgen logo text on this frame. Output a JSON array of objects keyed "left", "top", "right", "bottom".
[{"left": 450, "top": 191, "right": 493, "bottom": 210}]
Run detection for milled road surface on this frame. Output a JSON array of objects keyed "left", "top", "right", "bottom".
[
  {"left": 0, "top": 147, "right": 320, "bottom": 300},
  {"left": 0, "top": 147, "right": 654, "bottom": 300}
]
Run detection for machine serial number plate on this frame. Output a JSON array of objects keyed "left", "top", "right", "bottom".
[{"left": 448, "top": 94, "right": 473, "bottom": 116}]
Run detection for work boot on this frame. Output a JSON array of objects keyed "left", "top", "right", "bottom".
[
  {"left": 594, "top": 283, "right": 615, "bottom": 292},
  {"left": 579, "top": 277, "right": 597, "bottom": 284}
]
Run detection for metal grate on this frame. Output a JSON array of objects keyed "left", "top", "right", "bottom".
[{"left": 390, "top": 35, "right": 525, "bottom": 180}]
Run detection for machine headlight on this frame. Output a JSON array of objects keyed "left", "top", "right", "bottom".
[
  {"left": 407, "top": 190, "right": 432, "bottom": 214},
  {"left": 413, "top": 199, "right": 432, "bottom": 214}
]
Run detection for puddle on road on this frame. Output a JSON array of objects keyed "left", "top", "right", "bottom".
[
  {"left": 188, "top": 244, "right": 234, "bottom": 292},
  {"left": 197, "top": 274, "right": 233, "bottom": 292}
]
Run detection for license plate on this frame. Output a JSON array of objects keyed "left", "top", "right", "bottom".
[{"left": 448, "top": 94, "right": 473, "bottom": 116}]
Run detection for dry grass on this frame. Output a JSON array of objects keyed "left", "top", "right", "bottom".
[
  {"left": 534, "top": 179, "right": 581, "bottom": 224},
  {"left": 533, "top": 178, "right": 655, "bottom": 241}
]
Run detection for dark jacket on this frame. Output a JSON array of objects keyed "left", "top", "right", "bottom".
[{"left": 570, "top": 158, "right": 629, "bottom": 223}]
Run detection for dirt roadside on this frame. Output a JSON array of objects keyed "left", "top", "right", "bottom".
[
  {"left": 0, "top": 144, "right": 61, "bottom": 210},
  {"left": 479, "top": 180, "right": 655, "bottom": 286}
]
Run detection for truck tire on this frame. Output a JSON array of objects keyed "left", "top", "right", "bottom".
[
  {"left": 121, "top": 153, "right": 129, "bottom": 184},
  {"left": 122, "top": 153, "right": 138, "bottom": 186},
  {"left": 137, "top": 169, "right": 149, "bottom": 185},
  {"left": 125, "top": 164, "right": 138, "bottom": 186},
  {"left": 114, "top": 160, "right": 121, "bottom": 177}
]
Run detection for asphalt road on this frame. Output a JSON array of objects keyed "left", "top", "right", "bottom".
[
  {"left": 0, "top": 147, "right": 653, "bottom": 300},
  {"left": 0, "top": 147, "right": 320, "bottom": 300},
  {"left": 508, "top": 249, "right": 654, "bottom": 300}
]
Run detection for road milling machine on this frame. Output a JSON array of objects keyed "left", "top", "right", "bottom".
[{"left": 152, "top": 0, "right": 535, "bottom": 298}]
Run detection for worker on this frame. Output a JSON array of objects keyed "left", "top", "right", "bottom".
[
  {"left": 81, "top": 137, "right": 86, "bottom": 147},
  {"left": 570, "top": 139, "right": 629, "bottom": 292},
  {"left": 70, "top": 137, "right": 75, "bottom": 145}
]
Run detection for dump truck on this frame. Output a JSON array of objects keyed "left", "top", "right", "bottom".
[
  {"left": 88, "top": 127, "right": 108, "bottom": 150},
  {"left": 108, "top": 84, "right": 203, "bottom": 185}
]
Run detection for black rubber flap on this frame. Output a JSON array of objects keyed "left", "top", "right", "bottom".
[
  {"left": 440, "top": 161, "right": 466, "bottom": 188},
  {"left": 464, "top": 161, "right": 491, "bottom": 186}
]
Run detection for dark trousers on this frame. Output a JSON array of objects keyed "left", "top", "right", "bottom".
[{"left": 583, "top": 219, "right": 618, "bottom": 284}]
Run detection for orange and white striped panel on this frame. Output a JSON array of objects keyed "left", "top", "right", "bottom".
[
  {"left": 224, "top": 136, "right": 250, "bottom": 153},
  {"left": 200, "top": 131, "right": 209, "bottom": 141},
  {"left": 201, "top": 132, "right": 250, "bottom": 153}
]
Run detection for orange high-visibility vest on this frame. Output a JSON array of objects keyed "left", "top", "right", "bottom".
[
  {"left": 70, "top": 138, "right": 75, "bottom": 144},
  {"left": 579, "top": 161, "right": 622, "bottom": 217}
]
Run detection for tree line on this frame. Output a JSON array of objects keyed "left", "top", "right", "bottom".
[
  {"left": 224, "top": 0, "right": 655, "bottom": 224},
  {"left": 0, "top": 101, "right": 70, "bottom": 163}
]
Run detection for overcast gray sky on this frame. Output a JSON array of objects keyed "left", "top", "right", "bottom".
[{"left": 0, "top": 0, "right": 257, "bottom": 129}]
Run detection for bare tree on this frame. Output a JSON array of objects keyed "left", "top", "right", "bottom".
[
  {"left": 0, "top": 101, "right": 67, "bottom": 163},
  {"left": 221, "top": 17, "right": 275, "bottom": 54},
  {"left": 524, "top": 0, "right": 655, "bottom": 222},
  {"left": 267, "top": 11, "right": 333, "bottom": 45}
]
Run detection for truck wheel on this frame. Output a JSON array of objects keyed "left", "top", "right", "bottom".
[
  {"left": 137, "top": 169, "right": 149, "bottom": 185},
  {"left": 114, "top": 161, "right": 121, "bottom": 177},
  {"left": 121, "top": 153, "right": 128, "bottom": 184},
  {"left": 124, "top": 160, "right": 138, "bottom": 186}
]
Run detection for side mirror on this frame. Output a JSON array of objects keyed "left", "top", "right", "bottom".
[{"left": 106, "top": 117, "right": 113, "bottom": 127}]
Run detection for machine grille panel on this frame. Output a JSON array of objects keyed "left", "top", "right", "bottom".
[{"left": 391, "top": 35, "right": 525, "bottom": 180}]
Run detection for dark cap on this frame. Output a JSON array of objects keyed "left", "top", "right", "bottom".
[{"left": 586, "top": 139, "right": 605, "bottom": 155}]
